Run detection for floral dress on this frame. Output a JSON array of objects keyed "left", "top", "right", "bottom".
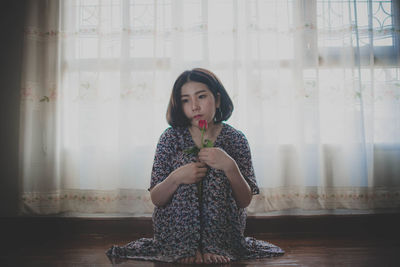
[{"left": 106, "top": 123, "right": 284, "bottom": 262}]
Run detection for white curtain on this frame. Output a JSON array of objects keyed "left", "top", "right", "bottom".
[{"left": 20, "top": 0, "right": 400, "bottom": 215}]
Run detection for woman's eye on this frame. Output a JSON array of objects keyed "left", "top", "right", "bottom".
[
  {"left": 181, "top": 99, "right": 188, "bottom": 103},
  {"left": 199, "top": 94, "right": 207, "bottom": 99}
]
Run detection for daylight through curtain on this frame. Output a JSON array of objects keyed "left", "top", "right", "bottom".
[{"left": 20, "top": 0, "right": 400, "bottom": 215}]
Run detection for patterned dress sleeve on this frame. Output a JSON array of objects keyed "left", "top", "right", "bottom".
[
  {"left": 148, "top": 128, "right": 174, "bottom": 191},
  {"left": 233, "top": 131, "right": 260, "bottom": 195}
]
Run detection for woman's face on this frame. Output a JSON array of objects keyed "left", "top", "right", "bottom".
[{"left": 180, "top": 81, "right": 220, "bottom": 129}]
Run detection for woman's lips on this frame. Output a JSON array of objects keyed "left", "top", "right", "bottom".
[{"left": 193, "top": 115, "right": 202, "bottom": 119}]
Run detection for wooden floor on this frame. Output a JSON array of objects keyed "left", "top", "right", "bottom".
[{"left": 1, "top": 214, "right": 400, "bottom": 266}]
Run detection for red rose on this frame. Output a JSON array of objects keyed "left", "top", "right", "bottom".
[{"left": 198, "top": 120, "right": 208, "bottom": 130}]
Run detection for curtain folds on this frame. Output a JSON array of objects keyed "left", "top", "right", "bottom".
[{"left": 20, "top": 0, "right": 400, "bottom": 215}]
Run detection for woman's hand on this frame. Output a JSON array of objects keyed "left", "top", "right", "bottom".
[
  {"left": 198, "top": 148, "right": 234, "bottom": 172},
  {"left": 150, "top": 162, "right": 207, "bottom": 207},
  {"left": 198, "top": 147, "right": 252, "bottom": 208},
  {"left": 172, "top": 162, "right": 208, "bottom": 185}
]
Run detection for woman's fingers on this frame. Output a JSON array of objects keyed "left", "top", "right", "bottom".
[
  {"left": 195, "top": 169, "right": 207, "bottom": 180},
  {"left": 194, "top": 162, "right": 207, "bottom": 175},
  {"left": 194, "top": 162, "right": 207, "bottom": 168},
  {"left": 198, "top": 148, "right": 220, "bottom": 165}
]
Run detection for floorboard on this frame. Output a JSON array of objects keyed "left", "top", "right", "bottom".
[{"left": 1, "top": 214, "right": 399, "bottom": 266}]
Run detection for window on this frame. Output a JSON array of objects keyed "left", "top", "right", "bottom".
[{"left": 61, "top": 0, "right": 400, "bottom": 145}]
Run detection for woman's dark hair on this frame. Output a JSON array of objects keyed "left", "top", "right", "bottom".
[{"left": 166, "top": 68, "right": 234, "bottom": 127}]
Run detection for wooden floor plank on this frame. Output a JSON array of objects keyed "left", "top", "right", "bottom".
[
  {"left": 1, "top": 232, "right": 399, "bottom": 266},
  {"left": 1, "top": 214, "right": 399, "bottom": 266}
]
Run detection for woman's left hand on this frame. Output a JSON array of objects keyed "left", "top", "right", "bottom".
[{"left": 198, "top": 147, "right": 234, "bottom": 172}]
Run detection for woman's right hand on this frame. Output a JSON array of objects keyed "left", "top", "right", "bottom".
[
  {"left": 172, "top": 162, "right": 208, "bottom": 185},
  {"left": 150, "top": 162, "right": 207, "bottom": 207}
]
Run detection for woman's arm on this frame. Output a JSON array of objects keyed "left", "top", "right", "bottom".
[
  {"left": 149, "top": 171, "right": 180, "bottom": 207},
  {"left": 223, "top": 159, "right": 253, "bottom": 208},
  {"left": 198, "top": 148, "right": 253, "bottom": 208},
  {"left": 150, "top": 162, "right": 208, "bottom": 207}
]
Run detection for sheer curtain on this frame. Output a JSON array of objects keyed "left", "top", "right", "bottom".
[{"left": 20, "top": 0, "right": 400, "bottom": 215}]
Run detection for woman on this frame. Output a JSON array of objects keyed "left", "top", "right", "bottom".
[{"left": 107, "top": 68, "right": 284, "bottom": 264}]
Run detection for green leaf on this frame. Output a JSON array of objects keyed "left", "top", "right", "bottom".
[
  {"left": 184, "top": 146, "right": 200, "bottom": 156},
  {"left": 204, "top": 139, "right": 214, "bottom": 148}
]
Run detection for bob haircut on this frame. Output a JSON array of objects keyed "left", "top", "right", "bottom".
[{"left": 166, "top": 68, "right": 234, "bottom": 127}]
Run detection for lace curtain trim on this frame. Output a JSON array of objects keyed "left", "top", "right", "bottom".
[{"left": 22, "top": 186, "right": 400, "bottom": 215}]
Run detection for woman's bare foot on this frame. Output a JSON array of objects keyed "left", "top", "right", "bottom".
[
  {"left": 178, "top": 249, "right": 203, "bottom": 264},
  {"left": 203, "top": 253, "right": 230, "bottom": 264},
  {"left": 177, "top": 250, "right": 230, "bottom": 264},
  {"left": 195, "top": 249, "right": 204, "bottom": 264}
]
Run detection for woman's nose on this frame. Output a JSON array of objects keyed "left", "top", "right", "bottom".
[{"left": 192, "top": 99, "right": 200, "bottom": 111}]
